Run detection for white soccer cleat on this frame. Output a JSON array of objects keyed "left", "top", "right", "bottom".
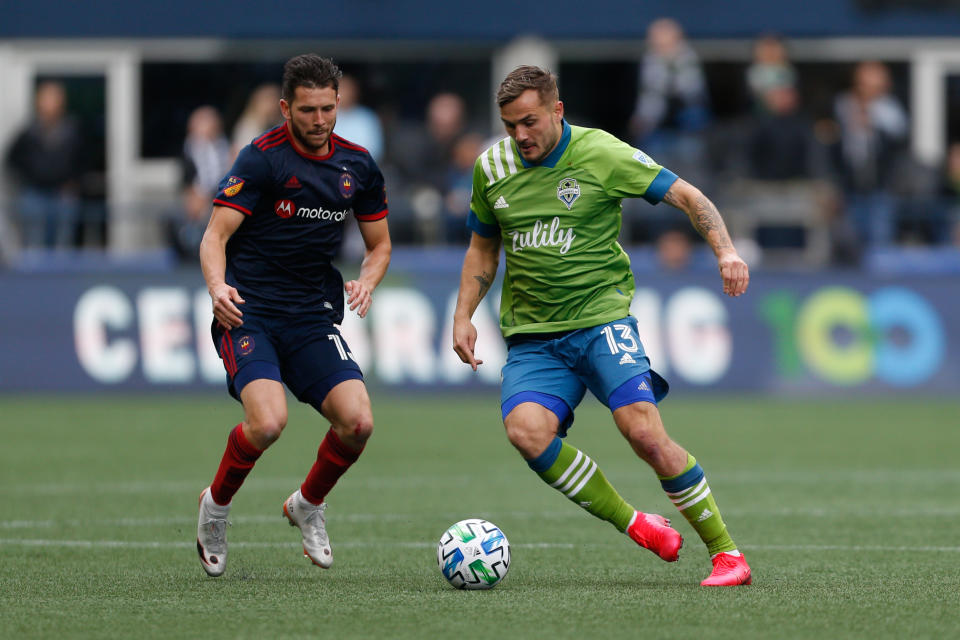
[
  {"left": 196, "top": 487, "right": 230, "bottom": 577},
  {"left": 283, "top": 489, "right": 333, "bottom": 568}
]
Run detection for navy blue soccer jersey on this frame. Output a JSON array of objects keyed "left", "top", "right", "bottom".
[{"left": 213, "top": 123, "right": 388, "bottom": 323}]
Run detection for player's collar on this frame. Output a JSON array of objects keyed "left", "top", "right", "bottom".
[{"left": 517, "top": 119, "right": 571, "bottom": 169}]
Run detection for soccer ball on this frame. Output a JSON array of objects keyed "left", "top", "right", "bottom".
[{"left": 437, "top": 518, "right": 510, "bottom": 590}]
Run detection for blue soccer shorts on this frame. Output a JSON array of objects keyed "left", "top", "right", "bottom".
[
  {"left": 212, "top": 312, "right": 362, "bottom": 408},
  {"left": 500, "top": 316, "right": 669, "bottom": 436}
]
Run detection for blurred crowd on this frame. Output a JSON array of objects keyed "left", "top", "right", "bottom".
[
  {"left": 624, "top": 19, "right": 958, "bottom": 269},
  {"left": 5, "top": 20, "right": 960, "bottom": 271}
]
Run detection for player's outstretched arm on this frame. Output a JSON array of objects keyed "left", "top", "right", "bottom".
[
  {"left": 453, "top": 232, "right": 501, "bottom": 371},
  {"left": 200, "top": 205, "right": 247, "bottom": 328},
  {"left": 662, "top": 178, "right": 750, "bottom": 297},
  {"left": 346, "top": 218, "right": 391, "bottom": 318}
]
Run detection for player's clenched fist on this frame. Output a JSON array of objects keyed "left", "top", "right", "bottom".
[{"left": 717, "top": 252, "right": 749, "bottom": 298}]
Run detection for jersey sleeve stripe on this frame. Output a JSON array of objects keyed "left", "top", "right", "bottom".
[
  {"left": 213, "top": 199, "right": 253, "bottom": 215},
  {"left": 503, "top": 138, "right": 518, "bottom": 175},
  {"left": 479, "top": 152, "right": 495, "bottom": 185},
  {"left": 253, "top": 128, "right": 286, "bottom": 148},
  {"left": 642, "top": 167, "right": 679, "bottom": 204},
  {"left": 255, "top": 128, "right": 284, "bottom": 143},
  {"left": 491, "top": 142, "right": 506, "bottom": 180},
  {"left": 259, "top": 137, "right": 288, "bottom": 152},
  {"left": 356, "top": 208, "right": 388, "bottom": 221},
  {"left": 331, "top": 134, "right": 370, "bottom": 154},
  {"left": 254, "top": 124, "right": 284, "bottom": 140},
  {"left": 467, "top": 210, "right": 499, "bottom": 237}
]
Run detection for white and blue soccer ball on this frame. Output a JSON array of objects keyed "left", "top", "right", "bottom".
[{"left": 437, "top": 518, "right": 510, "bottom": 590}]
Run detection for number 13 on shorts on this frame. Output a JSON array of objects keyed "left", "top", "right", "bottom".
[{"left": 601, "top": 323, "right": 640, "bottom": 354}]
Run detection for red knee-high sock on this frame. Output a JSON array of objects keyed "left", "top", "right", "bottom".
[
  {"left": 209, "top": 424, "right": 263, "bottom": 506},
  {"left": 300, "top": 428, "right": 363, "bottom": 505}
]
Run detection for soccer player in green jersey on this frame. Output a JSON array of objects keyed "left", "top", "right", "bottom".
[{"left": 453, "top": 65, "right": 751, "bottom": 586}]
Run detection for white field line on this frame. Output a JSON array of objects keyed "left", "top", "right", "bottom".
[
  {"left": 0, "top": 477, "right": 474, "bottom": 495},
  {"left": 3, "top": 504, "right": 959, "bottom": 531},
  {"left": 0, "top": 514, "right": 418, "bottom": 529},
  {"left": 3, "top": 470, "right": 960, "bottom": 496},
  {"left": 0, "top": 538, "right": 959, "bottom": 553},
  {"left": 0, "top": 539, "right": 569, "bottom": 550}
]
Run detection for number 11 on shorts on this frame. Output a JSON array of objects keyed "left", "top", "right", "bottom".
[{"left": 328, "top": 334, "right": 349, "bottom": 360}]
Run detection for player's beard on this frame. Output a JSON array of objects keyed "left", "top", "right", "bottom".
[
  {"left": 521, "top": 126, "right": 561, "bottom": 164},
  {"left": 292, "top": 118, "right": 335, "bottom": 155}
]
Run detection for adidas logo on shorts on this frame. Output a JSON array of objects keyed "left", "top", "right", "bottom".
[{"left": 618, "top": 353, "right": 635, "bottom": 365}]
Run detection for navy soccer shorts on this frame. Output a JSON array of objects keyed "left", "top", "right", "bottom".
[{"left": 212, "top": 311, "right": 362, "bottom": 407}]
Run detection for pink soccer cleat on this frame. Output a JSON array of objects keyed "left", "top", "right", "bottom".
[
  {"left": 701, "top": 551, "right": 752, "bottom": 586},
  {"left": 626, "top": 511, "right": 683, "bottom": 562}
]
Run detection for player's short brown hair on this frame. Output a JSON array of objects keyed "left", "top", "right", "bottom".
[
  {"left": 282, "top": 54, "right": 342, "bottom": 101},
  {"left": 496, "top": 65, "right": 559, "bottom": 108}
]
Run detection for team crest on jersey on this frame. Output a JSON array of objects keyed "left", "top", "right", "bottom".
[
  {"left": 274, "top": 199, "right": 295, "bottom": 218},
  {"left": 224, "top": 176, "right": 244, "bottom": 197},
  {"left": 557, "top": 177, "right": 580, "bottom": 210},
  {"left": 237, "top": 335, "right": 255, "bottom": 356},
  {"left": 339, "top": 172, "right": 354, "bottom": 198},
  {"left": 632, "top": 150, "right": 657, "bottom": 168}
]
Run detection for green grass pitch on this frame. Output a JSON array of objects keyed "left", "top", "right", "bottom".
[{"left": 1, "top": 391, "right": 957, "bottom": 639}]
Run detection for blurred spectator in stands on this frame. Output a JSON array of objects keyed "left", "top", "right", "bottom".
[
  {"left": 630, "top": 18, "right": 710, "bottom": 185},
  {"left": 656, "top": 226, "right": 695, "bottom": 271},
  {"left": 334, "top": 74, "right": 384, "bottom": 162},
  {"left": 333, "top": 74, "right": 387, "bottom": 259},
  {"left": 386, "top": 91, "right": 470, "bottom": 243},
  {"left": 830, "top": 61, "right": 908, "bottom": 251},
  {"left": 185, "top": 106, "right": 232, "bottom": 195},
  {"left": 443, "top": 132, "right": 484, "bottom": 244},
  {"left": 942, "top": 142, "right": 960, "bottom": 247},
  {"left": 732, "top": 82, "right": 835, "bottom": 265},
  {"left": 745, "top": 34, "right": 796, "bottom": 114},
  {"left": 746, "top": 84, "right": 821, "bottom": 181},
  {"left": 5, "top": 81, "right": 83, "bottom": 249},
  {"left": 167, "top": 105, "right": 232, "bottom": 261},
  {"left": 231, "top": 84, "right": 281, "bottom": 156}
]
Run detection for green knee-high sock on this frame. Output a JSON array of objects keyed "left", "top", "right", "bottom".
[
  {"left": 527, "top": 437, "right": 635, "bottom": 531},
  {"left": 659, "top": 453, "right": 737, "bottom": 556}
]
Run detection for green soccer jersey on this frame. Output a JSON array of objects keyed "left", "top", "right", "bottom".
[{"left": 468, "top": 120, "right": 678, "bottom": 337}]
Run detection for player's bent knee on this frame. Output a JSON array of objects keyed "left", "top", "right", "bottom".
[
  {"left": 624, "top": 420, "right": 659, "bottom": 446},
  {"left": 632, "top": 438, "right": 669, "bottom": 465},
  {"left": 353, "top": 414, "right": 374, "bottom": 440},
  {"left": 615, "top": 402, "right": 662, "bottom": 437},
  {"left": 505, "top": 428, "right": 546, "bottom": 459},
  {"left": 334, "top": 413, "right": 373, "bottom": 445},
  {"left": 246, "top": 406, "right": 288, "bottom": 445},
  {"left": 503, "top": 407, "right": 557, "bottom": 459},
  {"left": 245, "top": 415, "right": 287, "bottom": 448}
]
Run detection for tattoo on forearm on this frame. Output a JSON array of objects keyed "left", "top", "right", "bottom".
[
  {"left": 691, "top": 195, "right": 733, "bottom": 250},
  {"left": 473, "top": 271, "right": 492, "bottom": 300},
  {"left": 662, "top": 188, "right": 681, "bottom": 208},
  {"left": 664, "top": 180, "right": 733, "bottom": 252}
]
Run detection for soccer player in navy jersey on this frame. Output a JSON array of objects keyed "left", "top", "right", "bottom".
[{"left": 195, "top": 54, "right": 391, "bottom": 577}]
